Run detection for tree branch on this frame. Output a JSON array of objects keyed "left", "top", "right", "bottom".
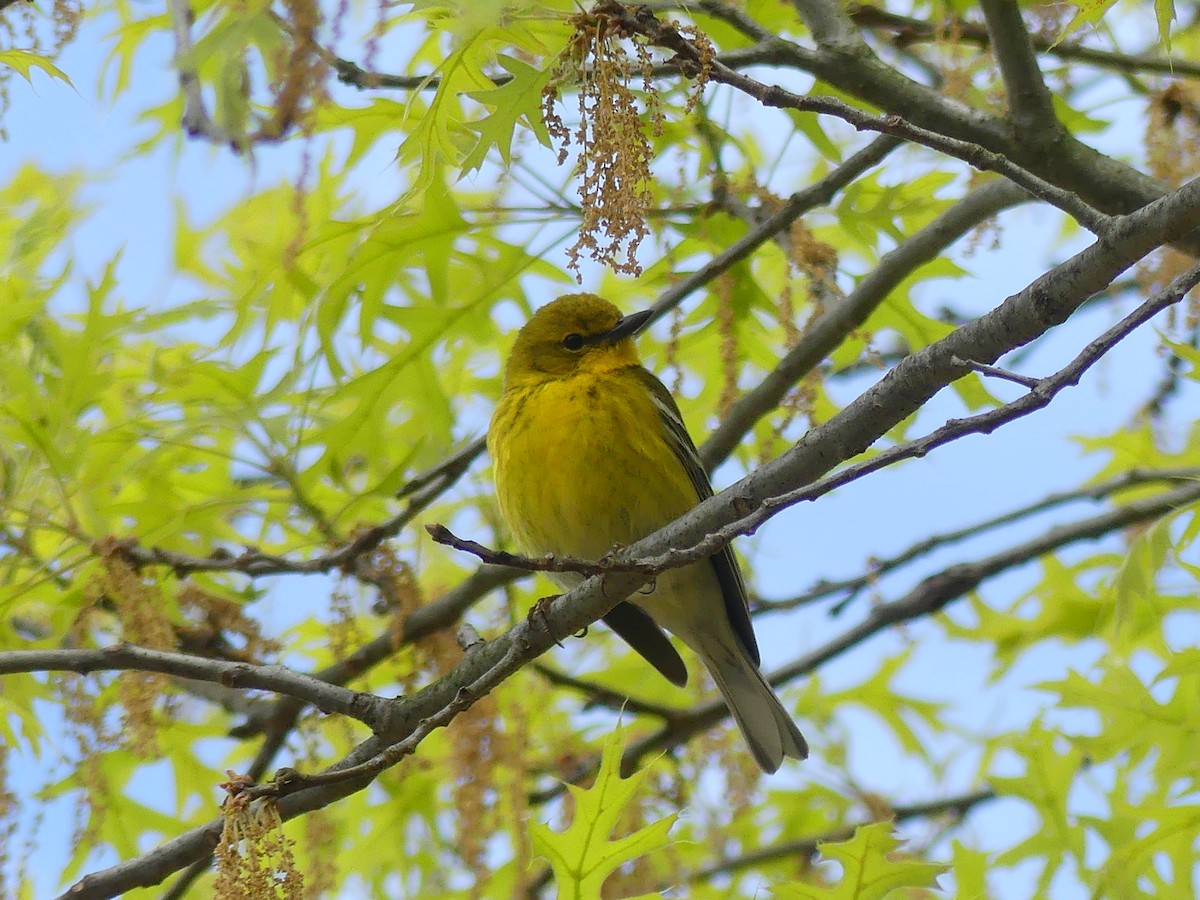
[
  {"left": 679, "top": 787, "right": 996, "bottom": 884},
  {"left": 533, "top": 466, "right": 1200, "bottom": 737},
  {"left": 702, "top": 178, "right": 1032, "bottom": 466},
  {"left": 167, "top": 0, "right": 237, "bottom": 145},
  {"left": 978, "top": 0, "right": 1061, "bottom": 134},
  {"left": 663, "top": 252, "right": 1200, "bottom": 578},
  {"left": 60, "top": 564, "right": 653, "bottom": 898},
  {"left": 607, "top": 4, "right": 1111, "bottom": 233},
  {"left": 764, "top": 19, "right": 1189, "bottom": 246},
  {"left": 788, "top": 0, "right": 864, "bottom": 50},
  {"left": 642, "top": 133, "right": 904, "bottom": 327},
  {"left": 0, "top": 644, "right": 381, "bottom": 726},
  {"left": 849, "top": 4, "right": 1200, "bottom": 81},
  {"left": 228, "top": 562, "right": 517, "bottom": 740},
  {"left": 535, "top": 476, "right": 1200, "bottom": 791},
  {"left": 761, "top": 466, "right": 1200, "bottom": 613},
  {"left": 531, "top": 664, "right": 680, "bottom": 719},
  {"left": 161, "top": 565, "right": 519, "bottom": 896}
]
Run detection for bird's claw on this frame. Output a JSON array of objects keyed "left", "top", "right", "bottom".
[{"left": 528, "top": 595, "right": 564, "bottom": 647}]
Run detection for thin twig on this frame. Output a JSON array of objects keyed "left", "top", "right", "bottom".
[
  {"left": 167, "top": 0, "right": 235, "bottom": 144},
  {"left": 759, "top": 466, "right": 1200, "bottom": 613},
  {"left": 679, "top": 786, "right": 996, "bottom": 884},
  {"left": 849, "top": 4, "right": 1200, "bottom": 81},
  {"left": 702, "top": 179, "right": 1032, "bottom": 467},
  {"left": 107, "top": 437, "right": 482, "bottom": 580},
  {"left": 532, "top": 664, "right": 680, "bottom": 719},
  {"left": 950, "top": 355, "right": 1042, "bottom": 389},
  {"left": 642, "top": 134, "right": 904, "bottom": 328}
]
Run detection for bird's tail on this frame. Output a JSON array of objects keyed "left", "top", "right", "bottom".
[{"left": 699, "top": 636, "right": 808, "bottom": 773}]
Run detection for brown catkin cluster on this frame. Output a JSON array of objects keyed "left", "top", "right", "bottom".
[
  {"left": 497, "top": 694, "right": 533, "bottom": 896},
  {"left": 57, "top": 665, "right": 117, "bottom": 847},
  {"left": 215, "top": 791, "right": 305, "bottom": 899},
  {"left": 542, "top": 4, "right": 712, "bottom": 278},
  {"left": 665, "top": 304, "right": 685, "bottom": 397},
  {"left": 449, "top": 699, "right": 501, "bottom": 896},
  {"left": 715, "top": 274, "right": 739, "bottom": 418},
  {"left": 91, "top": 553, "right": 177, "bottom": 758},
  {"left": 544, "top": 10, "right": 657, "bottom": 278},
  {"left": 326, "top": 584, "right": 362, "bottom": 665},
  {"left": 760, "top": 282, "right": 818, "bottom": 463},
  {"left": 301, "top": 810, "right": 337, "bottom": 898},
  {"left": 1141, "top": 84, "right": 1200, "bottom": 327},
  {"left": 267, "top": 0, "right": 328, "bottom": 138},
  {"left": 932, "top": 14, "right": 972, "bottom": 103},
  {"left": 177, "top": 583, "right": 282, "bottom": 662},
  {"left": 789, "top": 220, "right": 840, "bottom": 303}
]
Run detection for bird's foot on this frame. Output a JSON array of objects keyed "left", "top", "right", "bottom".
[{"left": 528, "top": 595, "right": 564, "bottom": 647}]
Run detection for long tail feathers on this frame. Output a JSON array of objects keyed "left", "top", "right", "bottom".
[{"left": 703, "top": 645, "right": 808, "bottom": 773}]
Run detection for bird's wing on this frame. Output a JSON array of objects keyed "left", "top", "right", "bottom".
[
  {"left": 632, "top": 367, "right": 761, "bottom": 666},
  {"left": 602, "top": 602, "right": 689, "bottom": 686}
]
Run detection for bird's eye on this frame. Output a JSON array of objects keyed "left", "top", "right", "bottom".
[{"left": 561, "top": 333, "right": 585, "bottom": 351}]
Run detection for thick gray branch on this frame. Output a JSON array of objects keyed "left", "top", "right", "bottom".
[
  {"left": 789, "top": 0, "right": 864, "bottom": 49},
  {"left": 979, "top": 0, "right": 1060, "bottom": 133}
]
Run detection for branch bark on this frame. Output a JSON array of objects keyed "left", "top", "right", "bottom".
[
  {"left": 702, "top": 177, "right": 1032, "bottom": 466},
  {"left": 979, "top": 0, "right": 1060, "bottom": 134},
  {"left": 0, "top": 645, "right": 381, "bottom": 725}
]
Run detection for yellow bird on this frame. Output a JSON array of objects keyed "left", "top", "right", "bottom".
[{"left": 488, "top": 293, "right": 808, "bottom": 772}]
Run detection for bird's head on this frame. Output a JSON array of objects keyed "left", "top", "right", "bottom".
[{"left": 503, "top": 293, "right": 653, "bottom": 386}]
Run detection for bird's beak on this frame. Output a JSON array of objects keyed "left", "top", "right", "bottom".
[{"left": 602, "top": 308, "right": 654, "bottom": 344}]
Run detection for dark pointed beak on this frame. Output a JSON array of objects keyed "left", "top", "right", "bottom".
[{"left": 602, "top": 308, "right": 654, "bottom": 344}]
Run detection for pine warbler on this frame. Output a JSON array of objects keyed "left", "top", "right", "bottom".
[{"left": 489, "top": 293, "right": 808, "bottom": 772}]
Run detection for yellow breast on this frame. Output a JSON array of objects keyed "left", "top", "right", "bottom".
[{"left": 489, "top": 369, "right": 698, "bottom": 562}]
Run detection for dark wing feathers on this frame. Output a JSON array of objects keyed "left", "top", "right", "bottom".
[
  {"left": 603, "top": 602, "right": 689, "bottom": 686},
  {"left": 632, "top": 367, "right": 761, "bottom": 666}
]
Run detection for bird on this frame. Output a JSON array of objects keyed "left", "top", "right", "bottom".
[{"left": 488, "top": 292, "right": 808, "bottom": 772}]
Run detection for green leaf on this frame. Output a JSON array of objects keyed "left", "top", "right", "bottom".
[
  {"left": 1156, "top": 0, "right": 1176, "bottom": 51},
  {"left": 396, "top": 31, "right": 497, "bottom": 198},
  {"left": 771, "top": 822, "right": 947, "bottom": 899},
  {"left": 0, "top": 50, "right": 73, "bottom": 86},
  {"left": 315, "top": 98, "right": 409, "bottom": 168},
  {"left": 530, "top": 725, "right": 676, "bottom": 899},
  {"left": 948, "top": 841, "right": 991, "bottom": 899},
  {"left": 992, "top": 725, "right": 1086, "bottom": 893},
  {"left": 461, "top": 55, "right": 552, "bottom": 174},
  {"left": 1056, "top": 1, "right": 1119, "bottom": 43},
  {"left": 1106, "top": 514, "right": 1173, "bottom": 633}
]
